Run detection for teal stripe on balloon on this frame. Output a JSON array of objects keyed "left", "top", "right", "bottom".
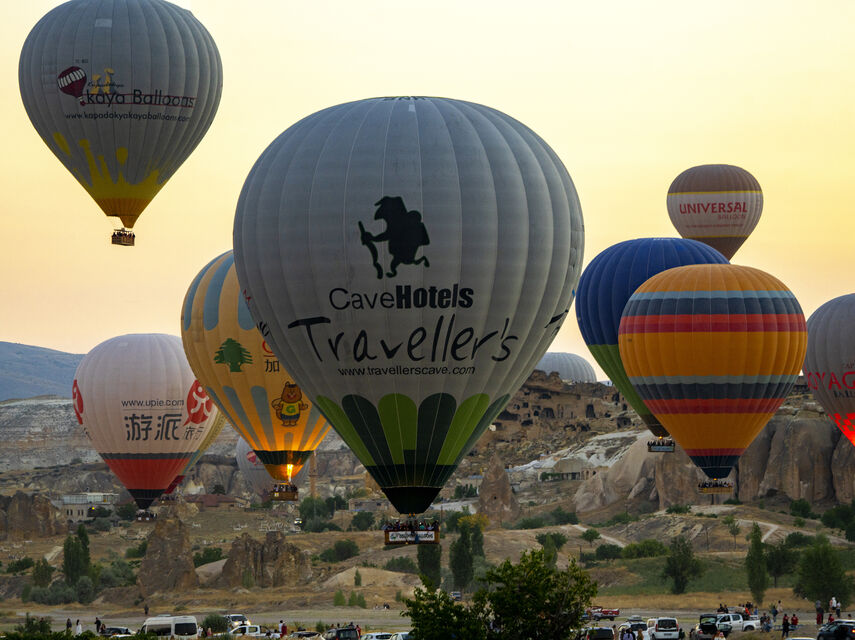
[
  {"left": 182, "top": 253, "right": 224, "bottom": 331},
  {"left": 205, "top": 387, "right": 240, "bottom": 438},
  {"left": 250, "top": 385, "right": 275, "bottom": 445},
  {"left": 222, "top": 385, "right": 253, "bottom": 444},
  {"left": 203, "top": 256, "right": 233, "bottom": 330}
]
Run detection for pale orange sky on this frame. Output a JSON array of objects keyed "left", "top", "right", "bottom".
[{"left": 2, "top": 1, "right": 853, "bottom": 380}]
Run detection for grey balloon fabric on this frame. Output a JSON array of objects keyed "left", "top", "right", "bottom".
[
  {"left": 233, "top": 97, "right": 584, "bottom": 514},
  {"left": 535, "top": 352, "right": 596, "bottom": 383},
  {"left": 804, "top": 294, "right": 855, "bottom": 450},
  {"left": 235, "top": 436, "right": 275, "bottom": 500},
  {"left": 19, "top": 0, "right": 222, "bottom": 229}
]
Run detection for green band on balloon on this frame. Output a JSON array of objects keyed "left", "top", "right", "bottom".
[
  {"left": 377, "top": 394, "right": 417, "bottom": 465},
  {"left": 314, "top": 395, "right": 375, "bottom": 466},
  {"left": 588, "top": 343, "right": 655, "bottom": 420},
  {"left": 436, "top": 393, "right": 491, "bottom": 465}
]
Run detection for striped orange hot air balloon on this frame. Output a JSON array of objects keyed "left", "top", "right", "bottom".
[{"left": 618, "top": 264, "right": 806, "bottom": 480}]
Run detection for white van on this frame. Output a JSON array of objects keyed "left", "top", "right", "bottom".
[
  {"left": 647, "top": 618, "right": 679, "bottom": 640},
  {"left": 139, "top": 615, "right": 199, "bottom": 639}
]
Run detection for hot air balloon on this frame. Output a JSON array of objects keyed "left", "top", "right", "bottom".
[
  {"left": 163, "top": 412, "right": 226, "bottom": 496},
  {"left": 236, "top": 437, "right": 276, "bottom": 500},
  {"left": 233, "top": 96, "right": 584, "bottom": 515},
  {"left": 181, "top": 251, "right": 331, "bottom": 500},
  {"left": 803, "top": 294, "right": 855, "bottom": 450},
  {"left": 575, "top": 238, "right": 728, "bottom": 448},
  {"left": 666, "top": 164, "right": 762, "bottom": 260},
  {"left": 73, "top": 334, "right": 221, "bottom": 511},
  {"left": 535, "top": 352, "right": 596, "bottom": 383},
  {"left": 618, "top": 264, "right": 806, "bottom": 492},
  {"left": 19, "top": 0, "right": 222, "bottom": 246}
]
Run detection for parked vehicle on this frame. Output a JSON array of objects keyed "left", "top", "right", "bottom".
[
  {"left": 585, "top": 627, "right": 616, "bottom": 640},
  {"left": 231, "top": 624, "right": 280, "bottom": 638},
  {"left": 690, "top": 615, "right": 730, "bottom": 640},
  {"left": 139, "top": 615, "right": 199, "bottom": 640},
  {"left": 619, "top": 619, "right": 649, "bottom": 640},
  {"left": 286, "top": 633, "right": 321, "bottom": 639},
  {"left": 816, "top": 620, "right": 855, "bottom": 640},
  {"left": 647, "top": 618, "right": 679, "bottom": 640},
  {"left": 589, "top": 607, "right": 621, "bottom": 621},
  {"left": 362, "top": 634, "right": 393, "bottom": 640},
  {"left": 100, "top": 628, "right": 133, "bottom": 638},
  {"left": 225, "top": 614, "right": 252, "bottom": 629},
  {"left": 716, "top": 613, "right": 759, "bottom": 632},
  {"left": 322, "top": 627, "right": 360, "bottom": 640},
  {"left": 388, "top": 633, "right": 411, "bottom": 640}
]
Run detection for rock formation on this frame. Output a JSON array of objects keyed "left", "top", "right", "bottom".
[
  {"left": 136, "top": 517, "right": 197, "bottom": 596},
  {"left": 478, "top": 454, "right": 520, "bottom": 524},
  {"left": 832, "top": 436, "right": 855, "bottom": 503},
  {"left": 0, "top": 491, "right": 63, "bottom": 540},
  {"left": 217, "top": 531, "right": 312, "bottom": 588}
]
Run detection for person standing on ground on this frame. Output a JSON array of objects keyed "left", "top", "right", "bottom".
[
  {"left": 817, "top": 601, "right": 824, "bottom": 625},
  {"left": 75, "top": 620, "right": 82, "bottom": 636},
  {"left": 781, "top": 614, "right": 790, "bottom": 639}
]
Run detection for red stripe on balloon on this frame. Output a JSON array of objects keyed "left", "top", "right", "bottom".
[
  {"left": 103, "top": 456, "right": 190, "bottom": 491},
  {"left": 644, "top": 398, "right": 787, "bottom": 414},
  {"left": 619, "top": 314, "right": 806, "bottom": 334}
]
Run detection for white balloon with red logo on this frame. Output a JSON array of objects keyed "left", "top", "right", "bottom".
[
  {"left": 804, "top": 293, "right": 855, "bottom": 450},
  {"left": 73, "top": 333, "right": 220, "bottom": 509}
]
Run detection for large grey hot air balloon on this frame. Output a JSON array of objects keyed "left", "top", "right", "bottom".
[
  {"left": 236, "top": 437, "right": 276, "bottom": 500},
  {"left": 73, "top": 334, "right": 221, "bottom": 509},
  {"left": 233, "top": 96, "right": 584, "bottom": 514},
  {"left": 804, "top": 294, "right": 855, "bottom": 452},
  {"left": 19, "top": 0, "right": 222, "bottom": 245},
  {"left": 666, "top": 164, "right": 762, "bottom": 260},
  {"left": 535, "top": 352, "right": 596, "bottom": 383}
]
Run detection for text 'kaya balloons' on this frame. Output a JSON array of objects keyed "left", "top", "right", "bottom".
[
  {"left": 535, "top": 352, "right": 596, "bottom": 383},
  {"left": 804, "top": 294, "right": 855, "bottom": 450},
  {"left": 73, "top": 333, "right": 221, "bottom": 509},
  {"left": 181, "top": 251, "right": 331, "bottom": 483},
  {"left": 19, "top": 0, "right": 222, "bottom": 238},
  {"left": 575, "top": 238, "right": 728, "bottom": 438},
  {"left": 667, "top": 164, "right": 762, "bottom": 260},
  {"left": 619, "top": 264, "right": 806, "bottom": 479},
  {"left": 233, "top": 97, "right": 584, "bottom": 514}
]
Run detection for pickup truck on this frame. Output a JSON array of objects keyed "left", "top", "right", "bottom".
[
  {"left": 716, "top": 614, "right": 759, "bottom": 632},
  {"left": 230, "top": 625, "right": 280, "bottom": 638},
  {"left": 587, "top": 607, "right": 621, "bottom": 621}
]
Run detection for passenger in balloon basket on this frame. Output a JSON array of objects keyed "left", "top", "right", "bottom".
[{"left": 698, "top": 479, "right": 733, "bottom": 492}]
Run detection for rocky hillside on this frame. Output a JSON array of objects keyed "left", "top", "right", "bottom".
[{"left": 0, "top": 342, "right": 82, "bottom": 401}]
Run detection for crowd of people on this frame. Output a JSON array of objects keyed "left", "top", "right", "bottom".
[
  {"left": 381, "top": 518, "right": 439, "bottom": 532},
  {"left": 698, "top": 479, "right": 733, "bottom": 490},
  {"left": 647, "top": 439, "right": 675, "bottom": 449},
  {"left": 272, "top": 483, "right": 298, "bottom": 493}
]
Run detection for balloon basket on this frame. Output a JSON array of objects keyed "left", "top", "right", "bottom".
[
  {"left": 698, "top": 484, "right": 733, "bottom": 495},
  {"left": 135, "top": 510, "right": 157, "bottom": 522},
  {"left": 111, "top": 229, "right": 135, "bottom": 246},
  {"left": 648, "top": 441, "right": 675, "bottom": 453},
  {"left": 382, "top": 518, "right": 440, "bottom": 545},
  {"left": 271, "top": 484, "right": 298, "bottom": 501}
]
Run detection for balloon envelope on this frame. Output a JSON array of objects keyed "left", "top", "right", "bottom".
[
  {"left": 181, "top": 251, "right": 331, "bottom": 483},
  {"left": 74, "top": 333, "right": 221, "bottom": 509},
  {"left": 535, "top": 352, "right": 596, "bottom": 383},
  {"left": 575, "top": 238, "right": 728, "bottom": 438},
  {"left": 803, "top": 294, "right": 855, "bottom": 450},
  {"left": 235, "top": 436, "right": 276, "bottom": 500},
  {"left": 618, "top": 264, "right": 806, "bottom": 478},
  {"left": 233, "top": 96, "right": 584, "bottom": 514},
  {"left": 19, "top": 0, "right": 222, "bottom": 230},
  {"left": 666, "top": 164, "right": 762, "bottom": 260}
]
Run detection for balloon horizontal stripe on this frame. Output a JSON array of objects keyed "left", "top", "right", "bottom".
[
  {"left": 643, "top": 397, "right": 783, "bottom": 414},
  {"left": 685, "top": 448, "right": 745, "bottom": 456},
  {"left": 100, "top": 452, "right": 193, "bottom": 460},
  {"left": 622, "top": 294, "right": 802, "bottom": 318},
  {"left": 667, "top": 189, "right": 762, "bottom": 195},
  {"left": 619, "top": 314, "right": 805, "bottom": 334},
  {"left": 625, "top": 290, "right": 796, "bottom": 302},
  {"left": 629, "top": 373, "right": 798, "bottom": 386},
  {"left": 631, "top": 380, "right": 799, "bottom": 401}
]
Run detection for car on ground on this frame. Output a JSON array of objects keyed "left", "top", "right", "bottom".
[
  {"left": 585, "top": 627, "right": 615, "bottom": 640},
  {"left": 361, "top": 634, "right": 393, "bottom": 640},
  {"left": 690, "top": 614, "right": 730, "bottom": 640},
  {"left": 389, "top": 633, "right": 411, "bottom": 640},
  {"left": 100, "top": 627, "right": 133, "bottom": 637},
  {"left": 716, "top": 613, "right": 759, "bottom": 632},
  {"left": 286, "top": 633, "right": 321, "bottom": 639},
  {"left": 619, "top": 619, "right": 649, "bottom": 640},
  {"left": 647, "top": 617, "right": 679, "bottom": 640},
  {"left": 321, "top": 627, "right": 360, "bottom": 640},
  {"left": 231, "top": 624, "right": 279, "bottom": 638},
  {"left": 226, "top": 614, "right": 252, "bottom": 629},
  {"left": 589, "top": 607, "right": 621, "bottom": 621},
  {"left": 817, "top": 620, "right": 855, "bottom": 640},
  {"left": 139, "top": 615, "right": 199, "bottom": 640}
]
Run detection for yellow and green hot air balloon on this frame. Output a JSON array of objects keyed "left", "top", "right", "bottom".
[
  {"left": 618, "top": 264, "right": 806, "bottom": 484},
  {"left": 181, "top": 251, "right": 330, "bottom": 486}
]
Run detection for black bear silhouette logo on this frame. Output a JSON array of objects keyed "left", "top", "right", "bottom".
[{"left": 358, "top": 196, "right": 430, "bottom": 279}]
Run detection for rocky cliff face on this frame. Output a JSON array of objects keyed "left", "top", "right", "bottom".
[
  {"left": 217, "top": 531, "right": 312, "bottom": 588},
  {"left": 137, "top": 517, "right": 197, "bottom": 597},
  {"left": 0, "top": 492, "right": 64, "bottom": 540},
  {"left": 478, "top": 454, "right": 520, "bottom": 524}
]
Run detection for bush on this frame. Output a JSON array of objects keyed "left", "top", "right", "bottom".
[
  {"left": 793, "top": 517, "right": 806, "bottom": 527},
  {"left": 76, "top": 575, "right": 94, "bottom": 603},
  {"left": 354, "top": 569, "right": 362, "bottom": 586},
  {"left": 384, "top": 557, "right": 419, "bottom": 574},
  {"left": 304, "top": 517, "right": 342, "bottom": 533},
  {"left": 666, "top": 504, "right": 691, "bottom": 515},
  {"left": 20, "top": 584, "right": 32, "bottom": 602},
  {"left": 514, "top": 517, "right": 546, "bottom": 530},
  {"left": 93, "top": 518, "right": 111, "bottom": 532},
  {"left": 453, "top": 484, "right": 478, "bottom": 499},
  {"left": 202, "top": 614, "right": 229, "bottom": 634},
  {"left": 32, "top": 558, "right": 54, "bottom": 587},
  {"left": 595, "top": 544, "right": 623, "bottom": 560},
  {"left": 821, "top": 502, "right": 855, "bottom": 531},
  {"left": 785, "top": 531, "right": 814, "bottom": 548},
  {"left": 193, "top": 547, "right": 224, "bottom": 567},
  {"left": 6, "top": 557, "right": 34, "bottom": 574},
  {"left": 30, "top": 581, "right": 76, "bottom": 604},
  {"left": 723, "top": 497, "right": 742, "bottom": 505},
  {"left": 444, "top": 508, "right": 470, "bottom": 533},
  {"left": 115, "top": 503, "right": 137, "bottom": 521},
  {"left": 333, "top": 590, "right": 346, "bottom": 606},
  {"left": 621, "top": 539, "right": 668, "bottom": 559},
  {"left": 125, "top": 540, "right": 147, "bottom": 559},
  {"left": 551, "top": 507, "right": 579, "bottom": 525},
  {"left": 15, "top": 613, "right": 52, "bottom": 635},
  {"left": 316, "top": 621, "right": 327, "bottom": 633},
  {"left": 320, "top": 539, "right": 360, "bottom": 563},
  {"left": 789, "top": 498, "right": 816, "bottom": 519},
  {"left": 351, "top": 511, "right": 374, "bottom": 531}
]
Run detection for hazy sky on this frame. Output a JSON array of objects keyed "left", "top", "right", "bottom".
[{"left": 2, "top": 0, "right": 853, "bottom": 379}]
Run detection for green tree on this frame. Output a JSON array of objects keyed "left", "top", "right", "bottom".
[
  {"left": 31, "top": 558, "right": 54, "bottom": 587},
  {"left": 193, "top": 547, "right": 224, "bottom": 567},
  {"left": 765, "top": 541, "right": 797, "bottom": 587},
  {"left": 476, "top": 550, "right": 597, "bottom": 639},
  {"left": 202, "top": 614, "right": 229, "bottom": 634},
  {"left": 417, "top": 543, "right": 442, "bottom": 589},
  {"left": 76, "top": 524, "right": 90, "bottom": 568},
  {"left": 354, "top": 568, "right": 362, "bottom": 586},
  {"left": 319, "top": 539, "right": 360, "bottom": 563},
  {"left": 15, "top": 613, "right": 51, "bottom": 635},
  {"left": 458, "top": 515, "right": 486, "bottom": 558},
  {"left": 722, "top": 515, "right": 741, "bottom": 549},
  {"left": 444, "top": 507, "right": 470, "bottom": 533},
  {"left": 75, "top": 575, "right": 94, "bottom": 603},
  {"left": 214, "top": 338, "right": 253, "bottom": 372},
  {"left": 333, "top": 589, "right": 346, "bottom": 606},
  {"left": 536, "top": 532, "right": 568, "bottom": 567},
  {"left": 622, "top": 539, "right": 668, "bottom": 559},
  {"left": 581, "top": 528, "right": 601, "bottom": 547},
  {"left": 662, "top": 535, "right": 704, "bottom": 594},
  {"left": 789, "top": 498, "right": 814, "bottom": 519},
  {"left": 595, "top": 544, "right": 623, "bottom": 560},
  {"left": 300, "top": 496, "right": 332, "bottom": 521},
  {"left": 794, "top": 534, "right": 854, "bottom": 606},
  {"left": 745, "top": 523, "right": 768, "bottom": 604},
  {"left": 350, "top": 511, "right": 374, "bottom": 531},
  {"left": 62, "top": 535, "right": 87, "bottom": 585},
  {"left": 403, "top": 577, "right": 487, "bottom": 640},
  {"left": 551, "top": 507, "right": 579, "bottom": 525},
  {"left": 449, "top": 527, "right": 474, "bottom": 591},
  {"left": 384, "top": 557, "right": 418, "bottom": 574},
  {"left": 115, "top": 503, "right": 137, "bottom": 521}
]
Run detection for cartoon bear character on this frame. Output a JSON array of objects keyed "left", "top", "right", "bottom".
[{"left": 271, "top": 382, "right": 308, "bottom": 426}]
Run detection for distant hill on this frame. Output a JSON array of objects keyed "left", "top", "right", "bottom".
[{"left": 0, "top": 342, "right": 83, "bottom": 401}]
